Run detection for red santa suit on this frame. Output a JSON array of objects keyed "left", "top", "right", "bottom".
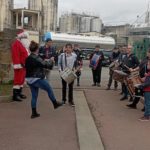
[{"left": 11, "top": 30, "right": 30, "bottom": 101}]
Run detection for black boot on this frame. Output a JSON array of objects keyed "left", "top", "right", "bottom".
[
  {"left": 52, "top": 101, "right": 63, "bottom": 109},
  {"left": 12, "top": 89, "right": 22, "bottom": 102},
  {"left": 126, "top": 103, "right": 137, "bottom": 109},
  {"left": 19, "top": 87, "right": 27, "bottom": 99},
  {"left": 31, "top": 108, "right": 40, "bottom": 119}
]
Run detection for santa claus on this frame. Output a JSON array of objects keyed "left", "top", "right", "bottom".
[{"left": 11, "top": 30, "right": 30, "bottom": 101}]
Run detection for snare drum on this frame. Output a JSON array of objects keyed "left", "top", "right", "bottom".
[
  {"left": 109, "top": 61, "right": 120, "bottom": 71},
  {"left": 60, "top": 67, "right": 77, "bottom": 84},
  {"left": 112, "top": 70, "right": 128, "bottom": 83},
  {"left": 125, "top": 75, "right": 142, "bottom": 98}
]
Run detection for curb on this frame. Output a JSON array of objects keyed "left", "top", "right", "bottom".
[{"left": 74, "top": 91, "right": 104, "bottom": 150}]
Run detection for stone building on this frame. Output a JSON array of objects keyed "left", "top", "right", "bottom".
[
  {"left": 28, "top": 0, "right": 58, "bottom": 32},
  {"left": 0, "top": 0, "right": 13, "bottom": 31}
]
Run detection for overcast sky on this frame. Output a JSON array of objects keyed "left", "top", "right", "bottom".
[{"left": 15, "top": 0, "right": 149, "bottom": 25}]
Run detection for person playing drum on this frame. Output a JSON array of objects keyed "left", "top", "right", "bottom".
[
  {"left": 137, "top": 60, "right": 150, "bottom": 121},
  {"left": 127, "top": 49, "right": 150, "bottom": 110},
  {"left": 58, "top": 43, "right": 77, "bottom": 107},
  {"left": 106, "top": 47, "right": 120, "bottom": 90},
  {"left": 120, "top": 45, "right": 140, "bottom": 101}
]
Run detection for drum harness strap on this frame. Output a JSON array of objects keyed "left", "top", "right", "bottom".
[
  {"left": 60, "top": 53, "right": 76, "bottom": 71},
  {"left": 60, "top": 53, "right": 67, "bottom": 71}
]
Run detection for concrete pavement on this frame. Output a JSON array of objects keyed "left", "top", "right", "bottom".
[
  {"left": 0, "top": 89, "right": 79, "bottom": 150},
  {"left": 1, "top": 60, "right": 150, "bottom": 150}
]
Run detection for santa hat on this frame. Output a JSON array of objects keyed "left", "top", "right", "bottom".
[{"left": 17, "top": 29, "right": 29, "bottom": 39}]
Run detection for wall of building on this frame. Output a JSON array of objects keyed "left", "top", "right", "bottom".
[
  {"left": 0, "top": 0, "right": 13, "bottom": 31},
  {"left": 28, "top": 0, "right": 58, "bottom": 32}
]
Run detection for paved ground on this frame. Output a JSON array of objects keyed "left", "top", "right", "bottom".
[
  {"left": 85, "top": 89, "right": 150, "bottom": 150},
  {"left": 0, "top": 89, "right": 79, "bottom": 150},
  {"left": 1, "top": 60, "right": 150, "bottom": 150}
]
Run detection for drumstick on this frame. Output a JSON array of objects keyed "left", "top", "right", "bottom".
[{"left": 124, "top": 65, "right": 130, "bottom": 70}]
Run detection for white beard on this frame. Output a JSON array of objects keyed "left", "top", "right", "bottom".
[
  {"left": 20, "top": 38, "right": 30, "bottom": 49},
  {"left": 20, "top": 38, "right": 30, "bottom": 55}
]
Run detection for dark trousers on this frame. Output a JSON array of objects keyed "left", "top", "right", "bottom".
[
  {"left": 131, "top": 88, "right": 143, "bottom": 106},
  {"left": 62, "top": 79, "right": 74, "bottom": 102},
  {"left": 108, "top": 70, "right": 118, "bottom": 88},
  {"left": 122, "top": 83, "right": 128, "bottom": 97},
  {"left": 76, "top": 71, "right": 81, "bottom": 85},
  {"left": 92, "top": 68, "right": 102, "bottom": 84}
]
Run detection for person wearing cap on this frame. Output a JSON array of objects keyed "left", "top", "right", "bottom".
[
  {"left": 106, "top": 47, "right": 120, "bottom": 90},
  {"left": 39, "top": 38, "right": 56, "bottom": 82},
  {"left": 89, "top": 45, "right": 104, "bottom": 87},
  {"left": 11, "top": 29, "right": 30, "bottom": 102}
]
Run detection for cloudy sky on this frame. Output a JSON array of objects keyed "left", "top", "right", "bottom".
[{"left": 15, "top": 0, "right": 149, "bottom": 25}]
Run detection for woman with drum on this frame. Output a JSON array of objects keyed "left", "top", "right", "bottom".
[{"left": 58, "top": 43, "right": 77, "bottom": 107}]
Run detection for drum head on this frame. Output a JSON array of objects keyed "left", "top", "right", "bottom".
[
  {"left": 114, "top": 70, "right": 128, "bottom": 76},
  {"left": 134, "top": 84, "right": 141, "bottom": 88}
]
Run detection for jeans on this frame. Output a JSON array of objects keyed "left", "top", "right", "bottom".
[
  {"left": 29, "top": 79, "right": 56, "bottom": 108},
  {"left": 144, "top": 92, "right": 150, "bottom": 117}
]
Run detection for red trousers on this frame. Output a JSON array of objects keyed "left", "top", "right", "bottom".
[{"left": 13, "top": 68, "right": 26, "bottom": 86}]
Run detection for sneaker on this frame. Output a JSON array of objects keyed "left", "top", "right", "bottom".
[
  {"left": 69, "top": 101, "right": 75, "bottom": 107},
  {"left": 126, "top": 104, "right": 137, "bottom": 109},
  {"left": 53, "top": 101, "right": 63, "bottom": 109},
  {"left": 31, "top": 113, "right": 40, "bottom": 119},
  {"left": 138, "top": 116, "right": 150, "bottom": 122}
]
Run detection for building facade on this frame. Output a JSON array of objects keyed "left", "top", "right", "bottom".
[
  {"left": 59, "top": 13, "right": 102, "bottom": 34},
  {"left": 28, "top": 0, "right": 58, "bottom": 32},
  {"left": 0, "top": 0, "right": 13, "bottom": 31}
]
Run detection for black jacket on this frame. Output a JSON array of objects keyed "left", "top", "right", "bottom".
[
  {"left": 121, "top": 53, "right": 139, "bottom": 73},
  {"left": 25, "top": 53, "right": 53, "bottom": 79}
]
